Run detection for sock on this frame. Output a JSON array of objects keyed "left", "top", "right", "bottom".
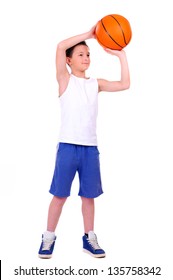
[{"left": 43, "top": 231, "right": 55, "bottom": 240}]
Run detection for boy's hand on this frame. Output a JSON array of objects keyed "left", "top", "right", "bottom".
[
  {"left": 104, "top": 48, "right": 125, "bottom": 57},
  {"left": 87, "top": 23, "right": 98, "bottom": 39}
]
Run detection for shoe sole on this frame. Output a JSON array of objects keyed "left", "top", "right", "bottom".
[
  {"left": 38, "top": 254, "right": 52, "bottom": 259},
  {"left": 83, "top": 249, "right": 106, "bottom": 258}
]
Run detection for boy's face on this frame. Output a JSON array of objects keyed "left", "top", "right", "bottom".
[{"left": 67, "top": 45, "right": 90, "bottom": 72}]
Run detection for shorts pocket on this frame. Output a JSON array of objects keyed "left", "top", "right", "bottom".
[
  {"left": 88, "top": 146, "right": 100, "bottom": 156},
  {"left": 57, "top": 143, "right": 71, "bottom": 154}
]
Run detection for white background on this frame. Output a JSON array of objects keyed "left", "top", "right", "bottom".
[{"left": 0, "top": 0, "right": 173, "bottom": 279}]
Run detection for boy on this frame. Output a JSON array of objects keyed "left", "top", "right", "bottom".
[{"left": 38, "top": 24, "right": 130, "bottom": 258}]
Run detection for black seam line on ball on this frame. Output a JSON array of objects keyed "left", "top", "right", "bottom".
[
  {"left": 101, "top": 19, "right": 123, "bottom": 48},
  {"left": 111, "top": 15, "right": 127, "bottom": 45}
]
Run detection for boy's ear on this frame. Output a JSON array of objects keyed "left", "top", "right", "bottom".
[{"left": 66, "top": 57, "right": 71, "bottom": 66}]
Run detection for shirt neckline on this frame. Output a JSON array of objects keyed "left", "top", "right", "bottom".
[{"left": 71, "top": 74, "right": 90, "bottom": 80}]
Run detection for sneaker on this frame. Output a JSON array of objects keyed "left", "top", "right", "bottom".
[
  {"left": 38, "top": 235, "right": 56, "bottom": 259},
  {"left": 82, "top": 231, "right": 106, "bottom": 258}
]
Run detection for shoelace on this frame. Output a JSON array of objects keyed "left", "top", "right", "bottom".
[
  {"left": 88, "top": 236, "right": 101, "bottom": 250},
  {"left": 42, "top": 238, "right": 54, "bottom": 251}
]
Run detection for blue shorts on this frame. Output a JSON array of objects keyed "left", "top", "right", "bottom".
[{"left": 49, "top": 143, "right": 103, "bottom": 198}]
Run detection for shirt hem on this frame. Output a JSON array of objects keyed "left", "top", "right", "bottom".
[{"left": 58, "top": 138, "right": 98, "bottom": 146}]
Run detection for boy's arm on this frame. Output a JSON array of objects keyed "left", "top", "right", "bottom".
[
  {"left": 98, "top": 49, "right": 130, "bottom": 92},
  {"left": 56, "top": 25, "right": 96, "bottom": 88}
]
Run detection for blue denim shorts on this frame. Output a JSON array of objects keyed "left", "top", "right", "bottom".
[{"left": 49, "top": 143, "right": 103, "bottom": 198}]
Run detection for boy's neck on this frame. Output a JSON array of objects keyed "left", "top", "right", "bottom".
[{"left": 71, "top": 70, "right": 86, "bottom": 79}]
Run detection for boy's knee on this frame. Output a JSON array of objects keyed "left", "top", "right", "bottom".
[
  {"left": 81, "top": 196, "right": 94, "bottom": 204},
  {"left": 53, "top": 196, "right": 67, "bottom": 205}
]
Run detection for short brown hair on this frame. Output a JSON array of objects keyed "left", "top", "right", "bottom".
[{"left": 66, "top": 41, "right": 88, "bottom": 58}]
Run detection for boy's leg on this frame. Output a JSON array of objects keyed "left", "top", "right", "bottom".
[
  {"left": 81, "top": 196, "right": 94, "bottom": 233},
  {"left": 38, "top": 196, "right": 67, "bottom": 258},
  {"left": 81, "top": 196, "right": 105, "bottom": 258},
  {"left": 47, "top": 196, "right": 67, "bottom": 232}
]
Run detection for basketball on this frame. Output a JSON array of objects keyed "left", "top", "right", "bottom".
[{"left": 95, "top": 14, "right": 132, "bottom": 50}]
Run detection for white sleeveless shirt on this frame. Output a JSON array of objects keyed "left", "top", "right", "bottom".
[{"left": 58, "top": 74, "right": 99, "bottom": 146}]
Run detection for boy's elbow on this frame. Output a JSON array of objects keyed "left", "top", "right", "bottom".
[
  {"left": 123, "top": 81, "right": 130, "bottom": 90},
  {"left": 57, "top": 41, "right": 67, "bottom": 51},
  {"left": 126, "top": 82, "right": 130, "bottom": 90},
  {"left": 57, "top": 42, "right": 63, "bottom": 50}
]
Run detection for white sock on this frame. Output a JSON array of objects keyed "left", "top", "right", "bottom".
[{"left": 43, "top": 231, "right": 55, "bottom": 240}]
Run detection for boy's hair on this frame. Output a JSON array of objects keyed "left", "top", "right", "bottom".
[{"left": 66, "top": 41, "right": 88, "bottom": 58}]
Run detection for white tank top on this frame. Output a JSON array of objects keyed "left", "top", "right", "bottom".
[{"left": 58, "top": 74, "right": 99, "bottom": 146}]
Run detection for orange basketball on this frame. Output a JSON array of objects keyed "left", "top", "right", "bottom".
[{"left": 95, "top": 14, "right": 132, "bottom": 50}]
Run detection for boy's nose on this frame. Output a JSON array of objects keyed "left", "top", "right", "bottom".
[{"left": 84, "top": 56, "right": 89, "bottom": 61}]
